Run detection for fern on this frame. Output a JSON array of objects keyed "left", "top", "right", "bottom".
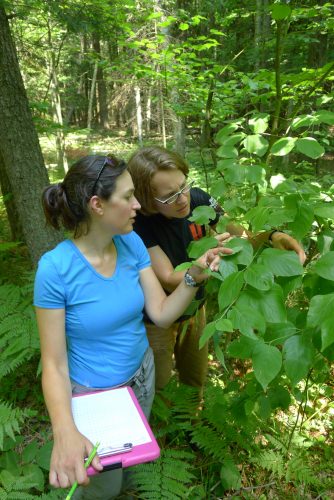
[
  {"left": 0, "top": 470, "right": 38, "bottom": 498},
  {"left": 251, "top": 449, "right": 285, "bottom": 478},
  {"left": 190, "top": 423, "right": 227, "bottom": 461},
  {"left": 133, "top": 449, "right": 196, "bottom": 499},
  {"left": 286, "top": 455, "right": 320, "bottom": 487},
  {"left": 0, "top": 401, "right": 31, "bottom": 450},
  {"left": 0, "top": 283, "right": 39, "bottom": 380}
]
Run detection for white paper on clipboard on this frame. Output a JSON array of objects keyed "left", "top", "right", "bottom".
[{"left": 71, "top": 387, "right": 151, "bottom": 454}]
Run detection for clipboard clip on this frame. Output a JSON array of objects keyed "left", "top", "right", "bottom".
[{"left": 97, "top": 442, "right": 133, "bottom": 458}]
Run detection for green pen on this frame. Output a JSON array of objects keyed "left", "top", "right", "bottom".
[{"left": 65, "top": 441, "right": 100, "bottom": 500}]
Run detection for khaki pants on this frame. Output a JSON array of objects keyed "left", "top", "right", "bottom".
[{"left": 145, "top": 307, "right": 208, "bottom": 391}]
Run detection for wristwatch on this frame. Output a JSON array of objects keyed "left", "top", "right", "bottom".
[{"left": 184, "top": 270, "right": 200, "bottom": 287}]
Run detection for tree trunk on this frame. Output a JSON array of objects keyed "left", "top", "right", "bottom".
[
  {"left": 0, "top": 7, "right": 63, "bottom": 264},
  {"left": 47, "top": 17, "right": 68, "bottom": 173},
  {"left": 159, "top": 81, "right": 166, "bottom": 147},
  {"left": 92, "top": 35, "right": 109, "bottom": 129},
  {"left": 145, "top": 85, "right": 152, "bottom": 135},
  {"left": 0, "top": 151, "right": 23, "bottom": 241},
  {"left": 87, "top": 61, "right": 98, "bottom": 129},
  {"left": 134, "top": 84, "right": 143, "bottom": 145}
]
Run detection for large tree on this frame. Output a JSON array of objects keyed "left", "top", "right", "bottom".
[{"left": 0, "top": 6, "right": 62, "bottom": 265}]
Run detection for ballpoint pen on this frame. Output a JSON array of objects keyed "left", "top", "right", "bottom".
[{"left": 65, "top": 441, "right": 100, "bottom": 500}]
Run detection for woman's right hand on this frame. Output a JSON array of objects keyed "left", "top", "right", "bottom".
[{"left": 49, "top": 428, "right": 103, "bottom": 488}]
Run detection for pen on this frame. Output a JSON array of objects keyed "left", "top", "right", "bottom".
[{"left": 65, "top": 441, "right": 100, "bottom": 500}]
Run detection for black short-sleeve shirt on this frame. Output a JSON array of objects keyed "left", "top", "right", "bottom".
[{"left": 134, "top": 188, "right": 222, "bottom": 320}]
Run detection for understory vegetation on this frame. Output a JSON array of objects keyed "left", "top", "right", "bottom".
[{"left": 1, "top": 131, "right": 334, "bottom": 499}]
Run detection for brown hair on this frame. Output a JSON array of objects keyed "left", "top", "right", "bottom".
[
  {"left": 42, "top": 155, "right": 127, "bottom": 237},
  {"left": 127, "top": 146, "right": 189, "bottom": 215}
]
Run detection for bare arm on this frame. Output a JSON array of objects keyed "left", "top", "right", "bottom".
[
  {"left": 36, "top": 307, "right": 102, "bottom": 488},
  {"left": 213, "top": 217, "right": 306, "bottom": 264},
  {"left": 148, "top": 232, "right": 232, "bottom": 293},
  {"left": 141, "top": 246, "right": 232, "bottom": 328}
]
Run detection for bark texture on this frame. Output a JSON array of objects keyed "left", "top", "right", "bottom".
[{"left": 0, "top": 7, "right": 62, "bottom": 264}]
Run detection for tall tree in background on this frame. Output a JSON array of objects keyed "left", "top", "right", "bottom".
[{"left": 0, "top": 6, "right": 62, "bottom": 264}]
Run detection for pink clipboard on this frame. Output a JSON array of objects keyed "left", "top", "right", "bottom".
[{"left": 71, "top": 386, "right": 160, "bottom": 475}]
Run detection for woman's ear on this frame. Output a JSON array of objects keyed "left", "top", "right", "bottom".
[{"left": 89, "top": 195, "right": 104, "bottom": 216}]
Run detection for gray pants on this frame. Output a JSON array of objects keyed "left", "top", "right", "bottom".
[{"left": 73, "top": 347, "right": 155, "bottom": 500}]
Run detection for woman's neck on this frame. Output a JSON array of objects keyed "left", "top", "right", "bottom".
[{"left": 72, "top": 232, "right": 117, "bottom": 277}]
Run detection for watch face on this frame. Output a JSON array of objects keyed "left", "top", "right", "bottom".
[{"left": 185, "top": 271, "right": 197, "bottom": 287}]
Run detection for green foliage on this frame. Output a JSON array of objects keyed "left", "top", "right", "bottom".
[
  {"left": 133, "top": 449, "right": 196, "bottom": 499},
  {"left": 0, "top": 283, "right": 39, "bottom": 380}
]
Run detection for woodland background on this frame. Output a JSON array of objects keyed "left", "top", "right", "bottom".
[{"left": 0, "top": 0, "right": 333, "bottom": 498}]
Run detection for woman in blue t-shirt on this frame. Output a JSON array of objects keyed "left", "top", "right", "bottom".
[{"left": 34, "top": 154, "right": 231, "bottom": 499}]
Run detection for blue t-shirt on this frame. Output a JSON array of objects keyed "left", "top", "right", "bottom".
[{"left": 34, "top": 232, "right": 150, "bottom": 388}]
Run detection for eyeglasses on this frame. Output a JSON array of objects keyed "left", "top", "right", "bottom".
[
  {"left": 154, "top": 179, "right": 194, "bottom": 205},
  {"left": 91, "top": 157, "right": 115, "bottom": 195}
]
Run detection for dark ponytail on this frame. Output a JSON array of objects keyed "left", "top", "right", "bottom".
[{"left": 41, "top": 155, "right": 127, "bottom": 237}]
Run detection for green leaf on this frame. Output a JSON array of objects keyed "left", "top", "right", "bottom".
[
  {"left": 258, "top": 249, "right": 303, "bottom": 277},
  {"left": 199, "top": 321, "right": 216, "bottom": 349},
  {"left": 248, "top": 115, "right": 269, "bottom": 134},
  {"left": 210, "top": 179, "right": 227, "bottom": 198},
  {"left": 252, "top": 343, "right": 282, "bottom": 390},
  {"left": 218, "top": 271, "right": 244, "bottom": 310},
  {"left": 228, "top": 304, "right": 266, "bottom": 339},
  {"left": 223, "top": 238, "right": 254, "bottom": 265},
  {"left": 314, "top": 110, "right": 334, "bottom": 125},
  {"left": 220, "top": 459, "right": 241, "bottom": 490},
  {"left": 264, "top": 322, "right": 296, "bottom": 345},
  {"left": 36, "top": 442, "right": 53, "bottom": 471},
  {"left": 271, "top": 4, "right": 291, "bottom": 20},
  {"left": 219, "top": 259, "right": 238, "bottom": 279},
  {"left": 220, "top": 163, "right": 246, "bottom": 184},
  {"left": 215, "top": 318, "right": 233, "bottom": 333},
  {"left": 244, "top": 263, "right": 274, "bottom": 291},
  {"left": 188, "top": 205, "right": 217, "bottom": 224},
  {"left": 22, "top": 442, "right": 39, "bottom": 463},
  {"left": 268, "top": 385, "right": 290, "bottom": 410},
  {"left": 246, "top": 206, "right": 270, "bottom": 231},
  {"left": 307, "top": 293, "right": 334, "bottom": 350},
  {"left": 295, "top": 137, "right": 325, "bottom": 159},
  {"left": 288, "top": 201, "right": 313, "bottom": 239},
  {"left": 215, "top": 123, "right": 239, "bottom": 142},
  {"left": 174, "top": 262, "right": 192, "bottom": 272},
  {"left": 283, "top": 335, "right": 316, "bottom": 385},
  {"left": 312, "top": 252, "right": 334, "bottom": 281},
  {"left": 243, "top": 134, "right": 269, "bottom": 157},
  {"left": 236, "top": 285, "right": 287, "bottom": 323},
  {"left": 271, "top": 137, "right": 296, "bottom": 156},
  {"left": 218, "top": 133, "right": 246, "bottom": 147},
  {"left": 314, "top": 203, "right": 334, "bottom": 219},
  {"left": 179, "top": 22, "right": 189, "bottom": 30},
  {"left": 255, "top": 394, "right": 272, "bottom": 419},
  {"left": 22, "top": 464, "right": 45, "bottom": 492},
  {"left": 216, "top": 145, "right": 238, "bottom": 158},
  {"left": 187, "top": 236, "right": 217, "bottom": 258},
  {"left": 291, "top": 114, "right": 318, "bottom": 129},
  {"left": 227, "top": 336, "right": 258, "bottom": 359},
  {"left": 245, "top": 165, "right": 266, "bottom": 184}
]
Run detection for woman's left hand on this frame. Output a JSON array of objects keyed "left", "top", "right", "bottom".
[{"left": 188, "top": 246, "right": 233, "bottom": 284}]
